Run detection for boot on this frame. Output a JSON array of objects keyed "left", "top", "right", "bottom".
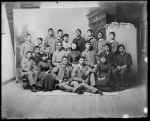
[
  {"left": 95, "top": 90, "right": 103, "bottom": 95},
  {"left": 36, "top": 86, "right": 42, "bottom": 91},
  {"left": 31, "top": 85, "right": 37, "bottom": 92},
  {"left": 75, "top": 87, "right": 84, "bottom": 94}
]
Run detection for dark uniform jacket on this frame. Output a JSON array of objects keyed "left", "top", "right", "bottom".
[
  {"left": 32, "top": 53, "right": 42, "bottom": 66},
  {"left": 68, "top": 50, "right": 81, "bottom": 64},
  {"left": 72, "top": 36, "right": 86, "bottom": 52},
  {"left": 114, "top": 52, "right": 132, "bottom": 68},
  {"left": 100, "top": 50, "right": 115, "bottom": 66}
]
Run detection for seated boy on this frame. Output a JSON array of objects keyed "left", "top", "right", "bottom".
[
  {"left": 21, "top": 51, "right": 38, "bottom": 92},
  {"left": 51, "top": 56, "right": 80, "bottom": 93},
  {"left": 112, "top": 44, "right": 132, "bottom": 90},
  {"left": 71, "top": 56, "right": 103, "bottom": 95},
  {"left": 52, "top": 42, "right": 68, "bottom": 67},
  {"left": 95, "top": 54, "right": 116, "bottom": 92}
]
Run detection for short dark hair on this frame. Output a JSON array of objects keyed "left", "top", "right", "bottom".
[
  {"left": 26, "top": 51, "right": 32, "bottom": 54},
  {"left": 72, "top": 42, "right": 78, "bottom": 46},
  {"left": 41, "top": 53, "right": 47, "bottom": 58},
  {"left": 118, "top": 44, "right": 125, "bottom": 50},
  {"left": 34, "top": 46, "right": 40, "bottom": 49},
  {"left": 86, "top": 41, "right": 91, "bottom": 44},
  {"left": 97, "top": 31, "right": 103, "bottom": 38},
  {"left": 79, "top": 56, "right": 85, "bottom": 60},
  {"left": 57, "top": 29, "right": 63, "bottom": 33},
  {"left": 26, "top": 34, "right": 31, "bottom": 37},
  {"left": 76, "top": 29, "right": 81, "bottom": 33},
  {"left": 37, "top": 37, "right": 43, "bottom": 42},
  {"left": 45, "top": 45, "right": 50, "bottom": 48},
  {"left": 105, "top": 43, "right": 112, "bottom": 51},
  {"left": 109, "top": 32, "right": 115, "bottom": 37},
  {"left": 62, "top": 55, "right": 68, "bottom": 60},
  {"left": 63, "top": 34, "right": 69, "bottom": 38},
  {"left": 48, "top": 28, "right": 53, "bottom": 31},
  {"left": 87, "top": 29, "right": 93, "bottom": 33},
  {"left": 99, "top": 53, "right": 106, "bottom": 58}
]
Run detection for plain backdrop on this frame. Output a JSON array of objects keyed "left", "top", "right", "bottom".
[{"left": 13, "top": 8, "right": 93, "bottom": 44}]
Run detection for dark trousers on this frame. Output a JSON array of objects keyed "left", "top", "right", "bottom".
[
  {"left": 79, "top": 83, "right": 97, "bottom": 93},
  {"left": 22, "top": 70, "right": 38, "bottom": 86},
  {"left": 112, "top": 68, "right": 128, "bottom": 88},
  {"left": 58, "top": 81, "right": 79, "bottom": 92}
]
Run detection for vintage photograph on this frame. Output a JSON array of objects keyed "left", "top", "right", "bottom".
[{"left": 2, "top": 1, "right": 147, "bottom": 119}]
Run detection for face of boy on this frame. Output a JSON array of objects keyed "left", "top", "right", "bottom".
[
  {"left": 66, "top": 48, "right": 71, "bottom": 53},
  {"left": 76, "top": 30, "right": 81, "bottom": 37},
  {"left": 26, "top": 35, "right": 31, "bottom": 42},
  {"left": 97, "top": 32, "right": 102, "bottom": 39},
  {"left": 26, "top": 53, "right": 32, "bottom": 59},
  {"left": 64, "top": 36, "right": 68, "bottom": 42},
  {"left": 105, "top": 45, "right": 109, "bottom": 51},
  {"left": 71, "top": 43, "right": 77, "bottom": 50},
  {"left": 35, "top": 48, "right": 40, "bottom": 54},
  {"left": 48, "top": 30, "right": 53, "bottom": 36},
  {"left": 109, "top": 33, "right": 115, "bottom": 40},
  {"left": 87, "top": 31, "right": 92, "bottom": 37},
  {"left": 79, "top": 58, "right": 85, "bottom": 65},
  {"left": 45, "top": 47, "right": 50, "bottom": 53},
  {"left": 100, "top": 57, "right": 106, "bottom": 63},
  {"left": 119, "top": 46, "right": 125, "bottom": 53},
  {"left": 42, "top": 56, "right": 48, "bottom": 61},
  {"left": 57, "top": 43, "right": 62, "bottom": 50},
  {"left": 37, "top": 39, "right": 42, "bottom": 45},
  {"left": 85, "top": 43, "right": 91, "bottom": 50},
  {"left": 58, "top": 31, "right": 63, "bottom": 38},
  {"left": 62, "top": 58, "right": 68, "bottom": 65}
]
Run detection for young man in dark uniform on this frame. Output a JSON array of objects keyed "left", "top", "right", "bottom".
[
  {"left": 108, "top": 32, "right": 119, "bottom": 54},
  {"left": 32, "top": 46, "right": 42, "bottom": 65},
  {"left": 86, "top": 29, "right": 97, "bottom": 53},
  {"left": 112, "top": 44, "right": 132, "bottom": 90},
  {"left": 72, "top": 29, "right": 86, "bottom": 52},
  {"left": 44, "top": 45, "right": 53, "bottom": 66},
  {"left": 99, "top": 43, "right": 115, "bottom": 66},
  {"left": 68, "top": 42, "right": 81, "bottom": 67}
]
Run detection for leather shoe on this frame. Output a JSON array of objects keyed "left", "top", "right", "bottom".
[
  {"left": 31, "top": 85, "right": 37, "bottom": 92},
  {"left": 95, "top": 90, "right": 103, "bottom": 95},
  {"left": 75, "top": 87, "right": 84, "bottom": 94}
]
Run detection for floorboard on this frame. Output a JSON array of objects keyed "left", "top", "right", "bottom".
[{"left": 2, "top": 81, "right": 147, "bottom": 118}]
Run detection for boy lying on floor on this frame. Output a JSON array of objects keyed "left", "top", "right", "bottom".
[{"left": 51, "top": 56, "right": 103, "bottom": 95}]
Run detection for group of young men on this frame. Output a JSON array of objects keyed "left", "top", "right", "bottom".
[{"left": 19, "top": 28, "right": 132, "bottom": 95}]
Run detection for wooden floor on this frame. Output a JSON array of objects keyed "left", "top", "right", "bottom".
[{"left": 2, "top": 81, "right": 147, "bottom": 119}]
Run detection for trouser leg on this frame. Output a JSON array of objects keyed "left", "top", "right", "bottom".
[
  {"left": 119, "top": 68, "right": 127, "bottom": 87},
  {"left": 79, "top": 83, "right": 97, "bottom": 93},
  {"left": 69, "top": 81, "right": 80, "bottom": 92},
  {"left": 89, "top": 73, "right": 96, "bottom": 86},
  {"left": 28, "top": 71, "right": 38, "bottom": 86},
  {"left": 58, "top": 82, "right": 75, "bottom": 92},
  {"left": 112, "top": 68, "right": 121, "bottom": 88}
]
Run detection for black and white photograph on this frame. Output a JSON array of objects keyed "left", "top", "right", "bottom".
[{"left": 1, "top": 1, "right": 147, "bottom": 119}]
